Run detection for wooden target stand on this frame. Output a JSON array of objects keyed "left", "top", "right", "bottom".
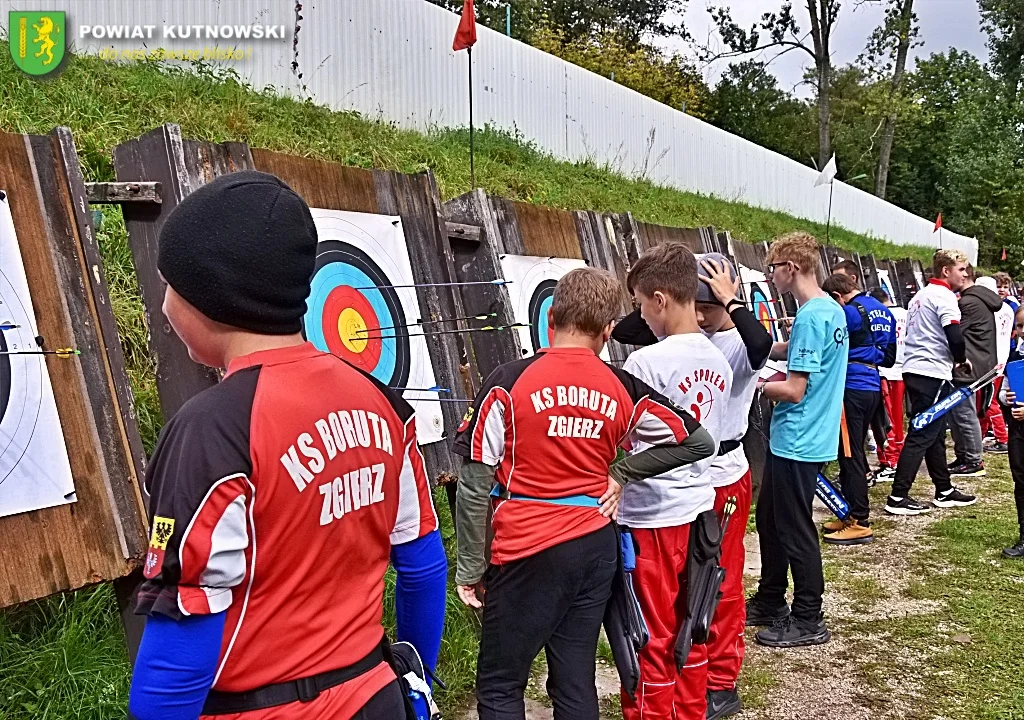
[{"left": 0, "top": 128, "right": 149, "bottom": 638}]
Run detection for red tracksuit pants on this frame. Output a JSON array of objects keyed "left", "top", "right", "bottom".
[
  {"left": 621, "top": 522, "right": 704, "bottom": 720},
  {"left": 878, "top": 378, "right": 906, "bottom": 468},
  {"left": 980, "top": 376, "right": 1009, "bottom": 444},
  {"left": 707, "top": 471, "right": 753, "bottom": 692}
]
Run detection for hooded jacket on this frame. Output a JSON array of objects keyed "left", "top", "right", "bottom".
[{"left": 953, "top": 284, "right": 1004, "bottom": 384}]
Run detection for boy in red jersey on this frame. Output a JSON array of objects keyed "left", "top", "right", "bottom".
[
  {"left": 127, "top": 171, "right": 444, "bottom": 720},
  {"left": 454, "top": 267, "right": 716, "bottom": 720}
]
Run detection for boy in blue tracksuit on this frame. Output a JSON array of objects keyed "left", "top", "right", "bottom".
[{"left": 821, "top": 273, "right": 896, "bottom": 545}]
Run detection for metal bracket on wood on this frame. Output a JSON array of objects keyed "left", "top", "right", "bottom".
[
  {"left": 85, "top": 181, "right": 162, "bottom": 204},
  {"left": 446, "top": 220, "right": 482, "bottom": 243}
]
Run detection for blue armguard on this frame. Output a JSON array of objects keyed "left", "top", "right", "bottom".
[
  {"left": 128, "top": 612, "right": 226, "bottom": 720},
  {"left": 391, "top": 529, "right": 447, "bottom": 678}
]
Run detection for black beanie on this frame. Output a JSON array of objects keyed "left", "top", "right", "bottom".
[{"left": 158, "top": 170, "right": 318, "bottom": 335}]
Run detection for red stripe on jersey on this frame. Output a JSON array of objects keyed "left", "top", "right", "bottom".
[
  {"left": 471, "top": 387, "right": 510, "bottom": 464},
  {"left": 637, "top": 397, "right": 690, "bottom": 444},
  {"left": 177, "top": 473, "right": 253, "bottom": 616},
  {"left": 391, "top": 417, "right": 439, "bottom": 543}
]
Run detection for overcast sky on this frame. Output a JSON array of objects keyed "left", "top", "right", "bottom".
[{"left": 657, "top": 0, "right": 990, "bottom": 97}]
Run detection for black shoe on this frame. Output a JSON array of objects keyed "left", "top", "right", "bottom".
[
  {"left": 987, "top": 442, "right": 1009, "bottom": 454},
  {"left": 707, "top": 688, "right": 742, "bottom": 719},
  {"left": 933, "top": 487, "right": 978, "bottom": 508},
  {"left": 745, "top": 596, "right": 790, "bottom": 626},
  {"left": 948, "top": 458, "right": 966, "bottom": 472},
  {"left": 1002, "top": 533, "right": 1024, "bottom": 558},
  {"left": 755, "top": 616, "right": 831, "bottom": 648},
  {"left": 950, "top": 462, "right": 986, "bottom": 477},
  {"left": 885, "top": 495, "right": 932, "bottom": 516}
]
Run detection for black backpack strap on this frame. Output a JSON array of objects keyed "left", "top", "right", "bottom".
[{"left": 848, "top": 300, "right": 873, "bottom": 349}]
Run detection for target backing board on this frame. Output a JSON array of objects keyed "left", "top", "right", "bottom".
[
  {"left": 499, "top": 254, "right": 611, "bottom": 360},
  {"left": 738, "top": 264, "right": 782, "bottom": 342},
  {"left": 0, "top": 195, "right": 75, "bottom": 518},
  {"left": 303, "top": 210, "right": 444, "bottom": 444}
]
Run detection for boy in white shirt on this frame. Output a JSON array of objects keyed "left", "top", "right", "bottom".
[{"left": 619, "top": 243, "right": 734, "bottom": 720}]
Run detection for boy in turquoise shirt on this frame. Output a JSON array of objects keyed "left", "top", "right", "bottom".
[{"left": 746, "top": 232, "right": 848, "bottom": 648}]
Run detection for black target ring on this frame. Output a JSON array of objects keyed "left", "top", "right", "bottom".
[
  {"left": 304, "top": 239, "right": 412, "bottom": 389},
  {"left": 528, "top": 279, "right": 557, "bottom": 352}
]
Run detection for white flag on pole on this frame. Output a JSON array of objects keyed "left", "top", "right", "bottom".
[{"left": 814, "top": 154, "right": 837, "bottom": 187}]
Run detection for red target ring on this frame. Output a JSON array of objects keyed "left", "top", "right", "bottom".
[{"left": 321, "top": 285, "right": 382, "bottom": 372}]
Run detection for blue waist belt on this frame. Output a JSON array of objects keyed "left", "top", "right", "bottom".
[{"left": 490, "top": 484, "right": 602, "bottom": 508}]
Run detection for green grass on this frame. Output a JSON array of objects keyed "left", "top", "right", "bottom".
[{"left": 0, "top": 42, "right": 948, "bottom": 718}]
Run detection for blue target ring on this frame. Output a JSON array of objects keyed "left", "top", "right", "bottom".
[
  {"left": 303, "top": 240, "right": 411, "bottom": 388},
  {"left": 750, "top": 284, "right": 779, "bottom": 341},
  {"left": 529, "top": 280, "right": 557, "bottom": 351}
]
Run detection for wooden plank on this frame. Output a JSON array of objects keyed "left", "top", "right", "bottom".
[
  {"left": 252, "top": 148, "right": 378, "bottom": 213},
  {"left": 489, "top": 197, "right": 526, "bottom": 255},
  {"left": 85, "top": 181, "right": 161, "bottom": 204},
  {"left": 446, "top": 221, "right": 482, "bottom": 243},
  {"left": 113, "top": 125, "right": 222, "bottom": 421},
  {"left": 511, "top": 201, "right": 582, "bottom": 259},
  {"left": 443, "top": 191, "right": 521, "bottom": 390},
  {"left": 859, "top": 253, "right": 881, "bottom": 292},
  {"left": 634, "top": 221, "right": 703, "bottom": 252},
  {"left": 574, "top": 211, "right": 633, "bottom": 364},
  {"left": 0, "top": 131, "right": 142, "bottom": 606}
]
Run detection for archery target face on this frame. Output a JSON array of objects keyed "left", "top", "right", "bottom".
[
  {"left": 739, "top": 265, "right": 781, "bottom": 342},
  {"left": 0, "top": 193, "right": 75, "bottom": 518},
  {"left": 499, "top": 254, "right": 611, "bottom": 360},
  {"left": 877, "top": 269, "right": 896, "bottom": 304},
  {"left": 304, "top": 210, "right": 444, "bottom": 445}
]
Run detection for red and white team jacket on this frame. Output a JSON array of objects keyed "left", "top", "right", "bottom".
[
  {"left": 136, "top": 343, "right": 437, "bottom": 717},
  {"left": 452, "top": 346, "right": 702, "bottom": 565}
]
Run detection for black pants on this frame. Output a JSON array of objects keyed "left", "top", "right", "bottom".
[
  {"left": 754, "top": 452, "right": 825, "bottom": 622},
  {"left": 1009, "top": 418, "right": 1024, "bottom": 528},
  {"left": 352, "top": 680, "right": 406, "bottom": 719},
  {"left": 476, "top": 523, "right": 618, "bottom": 720},
  {"left": 892, "top": 373, "right": 954, "bottom": 499},
  {"left": 838, "top": 388, "right": 881, "bottom": 522}
]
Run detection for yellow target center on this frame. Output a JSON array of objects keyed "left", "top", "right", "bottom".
[{"left": 339, "top": 308, "right": 369, "bottom": 353}]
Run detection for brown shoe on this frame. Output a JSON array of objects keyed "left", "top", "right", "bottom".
[
  {"left": 821, "top": 517, "right": 845, "bottom": 533},
  {"left": 823, "top": 520, "right": 874, "bottom": 546}
]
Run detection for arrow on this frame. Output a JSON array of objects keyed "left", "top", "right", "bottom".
[
  {"left": 355, "top": 312, "right": 500, "bottom": 335},
  {"left": 352, "top": 279, "right": 513, "bottom": 290},
  {"left": 390, "top": 386, "right": 451, "bottom": 393},
  {"left": 0, "top": 322, "right": 21, "bottom": 331},
  {"left": 404, "top": 397, "right": 473, "bottom": 403},
  {"left": 0, "top": 348, "right": 79, "bottom": 358},
  {"left": 355, "top": 323, "right": 530, "bottom": 342}
]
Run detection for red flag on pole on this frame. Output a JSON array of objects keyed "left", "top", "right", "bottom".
[
  {"left": 453, "top": 0, "right": 477, "bottom": 51},
  {"left": 933, "top": 213, "right": 943, "bottom": 232},
  {"left": 1002, "top": 247, "right": 1008, "bottom": 261}
]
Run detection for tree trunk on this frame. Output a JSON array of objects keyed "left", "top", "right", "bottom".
[
  {"left": 807, "top": 0, "right": 833, "bottom": 169},
  {"left": 875, "top": 0, "right": 915, "bottom": 199}
]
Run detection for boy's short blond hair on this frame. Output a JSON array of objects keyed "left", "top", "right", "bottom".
[
  {"left": 626, "top": 242, "right": 698, "bottom": 305},
  {"left": 767, "top": 232, "right": 820, "bottom": 276},
  {"left": 550, "top": 267, "right": 622, "bottom": 336},
  {"left": 933, "top": 249, "right": 969, "bottom": 277}
]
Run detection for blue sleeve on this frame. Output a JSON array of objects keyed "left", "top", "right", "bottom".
[
  {"left": 391, "top": 529, "right": 448, "bottom": 677},
  {"left": 787, "top": 309, "right": 824, "bottom": 373},
  {"left": 128, "top": 612, "right": 226, "bottom": 720},
  {"left": 842, "top": 304, "right": 861, "bottom": 332}
]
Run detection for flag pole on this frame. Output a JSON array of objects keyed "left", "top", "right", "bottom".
[
  {"left": 468, "top": 45, "right": 475, "bottom": 188},
  {"left": 826, "top": 179, "right": 834, "bottom": 246}
]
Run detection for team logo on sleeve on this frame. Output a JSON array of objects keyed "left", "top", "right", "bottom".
[
  {"left": 143, "top": 516, "right": 175, "bottom": 579},
  {"left": 458, "top": 406, "right": 475, "bottom": 433}
]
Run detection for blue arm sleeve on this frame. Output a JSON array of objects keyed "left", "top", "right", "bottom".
[
  {"left": 128, "top": 612, "right": 226, "bottom": 720},
  {"left": 391, "top": 529, "right": 448, "bottom": 677}
]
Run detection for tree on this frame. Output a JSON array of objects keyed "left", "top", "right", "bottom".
[
  {"left": 425, "top": 0, "right": 687, "bottom": 49},
  {"left": 704, "top": 1, "right": 840, "bottom": 169},
  {"left": 705, "top": 61, "right": 814, "bottom": 161},
  {"left": 978, "top": 0, "right": 1024, "bottom": 101},
  {"left": 860, "top": 0, "right": 918, "bottom": 199}
]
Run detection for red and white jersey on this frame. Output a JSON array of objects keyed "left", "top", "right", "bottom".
[
  {"left": 621, "top": 333, "right": 733, "bottom": 523},
  {"left": 879, "top": 305, "right": 908, "bottom": 381},
  {"left": 707, "top": 327, "right": 766, "bottom": 488},
  {"left": 904, "top": 279, "right": 961, "bottom": 380},
  {"left": 136, "top": 343, "right": 437, "bottom": 718},
  {"left": 452, "top": 346, "right": 701, "bottom": 564}
]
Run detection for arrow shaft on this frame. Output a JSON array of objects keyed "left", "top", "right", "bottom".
[
  {"left": 356, "top": 312, "right": 499, "bottom": 334},
  {"left": 352, "top": 280, "right": 511, "bottom": 290},
  {"left": 356, "top": 324, "right": 528, "bottom": 341}
]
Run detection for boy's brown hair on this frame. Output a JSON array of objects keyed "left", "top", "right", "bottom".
[
  {"left": 767, "top": 232, "right": 820, "bottom": 276},
  {"left": 821, "top": 273, "right": 858, "bottom": 297},
  {"left": 831, "top": 259, "right": 860, "bottom": 280},
  {"left": 550, "top": 267, "right": 622, "bottom": 335},
  {"left": 994, "top": 271, "right": 1013, "bottom": 288},
  {"left": 932, "top": 248, "right": 969, "bottom": 277},
  {"left": 626, "top": 242, "right": 698, "bottom": 305}
]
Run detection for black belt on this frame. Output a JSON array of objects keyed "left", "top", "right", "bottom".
[
  {"left": 849, "top": 360, "right": 878, "bottom": 370},
  {"left": 202, "top": 644, "right": 385, "bottom": 715},
  {"left": 717, "top": 439, "right": 742, "bottom": 456}
]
